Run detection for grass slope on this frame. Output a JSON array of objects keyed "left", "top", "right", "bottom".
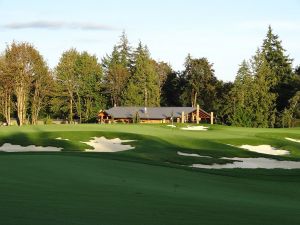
[{"left": 0, "top": 124, "right": 300, "bottom": 225}]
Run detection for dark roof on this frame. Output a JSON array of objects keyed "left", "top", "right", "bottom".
[{"left": 105, "top": 107, "right": 210, "bottom": 119}]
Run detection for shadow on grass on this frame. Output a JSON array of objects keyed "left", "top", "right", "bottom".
[
  {"left": 1, "top": 127, "right": 299, "bottom": 172},
  {"left": 1, "top": 128, "right": 300, "bottom": 181},
  {"left": 0, "top": 129, "right": 241, "bottom": 167}
]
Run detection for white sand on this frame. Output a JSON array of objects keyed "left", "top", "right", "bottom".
[
  {"left": 82, "top": 137, "right": 135, "bottom": 152},
  {"left": 178, "top": 149, "right": 300, "bottom": 169},
  {"left": 181, "top": 126, "right": 208, "bottom": 131},
  {"left": 191, "top": 157, "right": 300, "bottom": 169},
  {"left": 167, "top": 125, "right": 176, "bottom": 128},
  {"left": 285, "top": 138, "right": 300, "bottom": 143},
  {"left": 0, "top": 143, "right": 62, "bottom": 152},
  {"left": 56, "top": 137, "right": 70, "bottom": 141},
  {"left": 239, "top": 145, "right": 289, "bottom": 156},
  {"left": 177, "top": 151, "right": 212, "bottom": 158}
]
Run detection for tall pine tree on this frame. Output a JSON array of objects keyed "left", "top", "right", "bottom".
[
  {"left": 229, "top": 60, "right": 255, "bottom": 127},
  {"left": 229, "top": 52, "right": 276, "bottom": 128},
  {"left": 123, "top": 42, "right": 160, "bottom": 106},
  {"left": 103, "top": 32, "right": 131, "bottom": 107},
  {"left": 250, "top": 51, "right": 276, "bottom": 127},
  {"left": 261, "top": 26, "right": 294, "bottom": 117}
]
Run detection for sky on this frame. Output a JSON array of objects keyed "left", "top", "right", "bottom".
[{"left": 0, "top": 0, "right": 300, "bottom": 81}]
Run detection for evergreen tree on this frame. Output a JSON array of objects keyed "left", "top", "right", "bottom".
[
  {"left": 117, "top": 31, "right": 132, "bottom": 68},
  {"left": 123, "top": 42, "right": 160, "bottom": 106},
  {"left": 103, "top": 32, "right": 131, "bottom": 107},
  {"left": 229, "top": 52, "right": 277, "bottom": 128},
  {"left": 261, "top": 26, "right": 294, "bottom": 115},
  {"left": 229, "top": 60, "right": 255, "bottom": 127},
  {"left": 295, "top": 66, "right": 300, "bottom": 76},
  {"left": 250, "top": 52, "right": 276, "bottom": 127},
  {"left": 281, "top": 66, "right": 300, "bottom": 127},
  {"left": 293, "top": 66, "right": 300, "bottom": 94},
  {"left": 213, "top": 80, "right": 233, "bottom": 125},
  {"left": 161, "top": 72, "right": 183, "bottom": 106}
]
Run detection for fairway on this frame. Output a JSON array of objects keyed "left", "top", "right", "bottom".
[{"left": 0, "top": 124, "right": 300, "bottom": 225}]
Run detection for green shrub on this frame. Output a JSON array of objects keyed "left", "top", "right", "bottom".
[
  {"left": 133, "top": 112, "right": 140, "bottom": 124},
  {"left": 85, "top": 117, "right": 98, "bottom": 123},
  {"left": 43, "top": 116, "right": 53, "bottom": 125}
]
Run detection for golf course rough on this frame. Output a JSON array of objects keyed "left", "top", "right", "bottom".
[{"left": 0, "top": 124, "right": 300, "bottom": 225}]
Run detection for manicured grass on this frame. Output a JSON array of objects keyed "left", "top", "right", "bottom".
[
  {"left": 1, "top": 154, "right": 300, "bottom": 225},
  {"left": 0, "top": 124, "right": 300, "bottom": 225}
]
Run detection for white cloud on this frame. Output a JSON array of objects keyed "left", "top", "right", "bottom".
[{"left": 3, "top": 21, "right": 117, "bottom": 31}]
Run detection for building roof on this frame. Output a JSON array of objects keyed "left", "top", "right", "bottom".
[{"left": 105, "top": 106, "right": 210, "bottom": 119}]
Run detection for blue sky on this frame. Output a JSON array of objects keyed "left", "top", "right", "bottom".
[{"left": 1, "top": 0, "right": 300, "bottom": 81}]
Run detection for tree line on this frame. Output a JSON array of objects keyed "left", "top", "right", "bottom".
[{"left": 0, "top": 27, "right": 299, "bottom": 127}]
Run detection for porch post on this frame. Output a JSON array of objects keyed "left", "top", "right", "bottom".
[{"left": 196, "top": 104, "right": 200, "bottom": 124}]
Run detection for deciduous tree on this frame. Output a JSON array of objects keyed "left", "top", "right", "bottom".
[
  {"left": 55, "top": 49, "right": 80, "bottom": 123},
  {"left": 181, "top": 55, "right": 217, "bottom": 110},
  {"left": 0, "top": 55, "right": 13, "bottom": 125},
  {"left": 5, "top": 42, "right": 48, "bottom": 126}
]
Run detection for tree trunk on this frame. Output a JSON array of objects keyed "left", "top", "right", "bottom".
[
  {"left": 74, "top": 92, "right": 82, "bottom": 124},
  {"left": 6, "top": 93, "right": 11, "bottom": 125},
  {"left": 16, "top": 86, "right": 27, "bottom": 126},
  {"left": 31, "top": 83, "right": 43, "bottom": 125},
  {"left": 191, "top": 90, "right": 197, "bottom": 107},
  {"left": 31, "top": 101, "right": 41, "bottom": 125},
  {"left": 78, "top": 97, "right": 82, "bottom": 124},
  {"left": 70, "top": 97, "right": 73, "bottom": 124},
  {"left": 31, "top": 95, "right": 37, "bottom": 125},
  {"left": 1, "top": 91, "right": 11, "bottom": 125},
  {"left": 144, "top": 87, "right": 148, "bottom": 106},
  {"left": 85, "top": 97, "right": 92, "bottom": 121}
]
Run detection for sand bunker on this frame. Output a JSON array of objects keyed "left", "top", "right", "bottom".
[
  {"left": 191, "top": 157, "right": 300, "bottom": 169},
  {"left": 181, "top": 126, "right": 208, "bottom": 131},
  {"left": 0, "top": 143, "right": 62, "bottom": 152},
  {"left": 167, "top": 125, "right": 176, "bottom": 128},
  {"left": 178, "top": 151, "right": 212, "bottom": 158},
  {"left": 178, "top": 150, "right": 300, "bottom": 169},
  {"left": 82, "top": 137, "right": 135, "bottom": 152},
  {"left": 286, "top": 138, "right": 300, "bottom": 143},
  {"left": 56, "top": 137, "right": 70, "bottom": 141},
  {"left": 239, "top": 145, "right": 289, "bottom": 156}
]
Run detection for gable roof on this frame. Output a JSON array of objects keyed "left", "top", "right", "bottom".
[{"left": 105, "top": 107, "right": 210, "bottom": 119}]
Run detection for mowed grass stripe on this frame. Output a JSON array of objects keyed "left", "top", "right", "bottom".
[{"left": 0, "top": 154, "right": 300, "bottom": 225}]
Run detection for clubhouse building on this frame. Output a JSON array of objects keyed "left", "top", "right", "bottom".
[{"left": 98, "top": 106, "right": 214, "bottom": 124}]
